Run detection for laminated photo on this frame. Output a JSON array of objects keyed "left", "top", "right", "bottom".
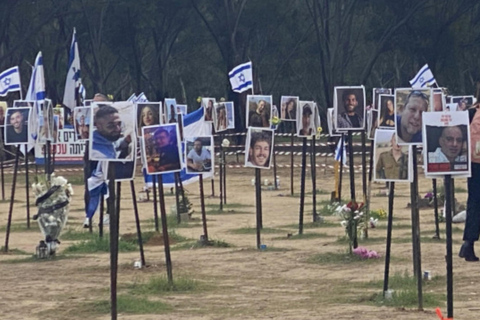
[
  {"left": 422, "top": 111, "right": 470, "bottom": 176},
  {"left": 373, "top": 129, "right": 411, "bottom": 182},
  {"left": 280, "top": 96, "right": 299, "bottom": 121},
  {"left": 334, "top": 86, "right": 366, "bottom": 131},
  {"left": 142, "top": 123, "right": 182, "bottom": 174},
  {"left": 246, "top": 95, "right": 272, "bottom": 128},
  {"left": 185, "top": 136, "right": 214, "bottom": 174},
  {"left": 244, "top": 127, "right": 274, "bottom": 169}
]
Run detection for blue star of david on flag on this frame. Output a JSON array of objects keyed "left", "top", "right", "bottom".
[
  {"left": 229, "top": 61, "right": 253, "bottom": 93},
  {"left": 0, "top": 66, "right": 21, "bottom": 97}
]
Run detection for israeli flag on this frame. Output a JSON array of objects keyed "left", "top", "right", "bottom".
[
  {"left": 135, "top": 92, "right": 149, "bottom": 103},
  {"left": 409, "top": 64, "right": 437, "bottom": 89},
  {"left": 229, "top": 61, "right": 253, "bottom": 93},
  {"left": 0, "top": 66, "right": 21, "bottom": 96},
  {"left": 127, "top": 93, "right": 137, "bottom": 102},
  {"left": 63, "top": 28, "right": 82, "bottom": 109},
  {"left": 334, "top": 138, "right": 347, "bottom": 165},
  {"left": 25, "top": 51, "right": 46, "bottom": 101},
  {"left": 78, "top": 83, "right": 86, "bottom": 101}
]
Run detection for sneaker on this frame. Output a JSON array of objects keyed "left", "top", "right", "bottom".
[
  {"left": 83, "top": 218, "right": 90, "bottom": 228},
  {"left": 103, "top": 215, "right": 110, "bottom": 226}
]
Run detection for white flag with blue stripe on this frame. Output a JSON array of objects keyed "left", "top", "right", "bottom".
[
  {"left": 0, "top": 66, "right": 21, "bottom": 97},
  {"left": 334, "top": 138, "right": 347, "bottom": 165},
  {"left": 229, "top": 61, "right": 253, "bottom": 93},
  {"left": 63, "top": 28, "right": 82, "bottom": 109},
  {"left": 25, "top": 51, "right": 46, "bottom": 101},
  {"left": 409, "top": 64, "right": 437, "bottom": 88},
  {"left": 135, "top": 92, "right": 149, "bottom": 103}
]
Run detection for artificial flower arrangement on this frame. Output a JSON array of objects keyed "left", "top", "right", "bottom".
[{"left": 32, "top": 174, "right": 73, "bottom": 257}]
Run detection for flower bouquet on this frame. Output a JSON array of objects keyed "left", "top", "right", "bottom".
[
  {"left": 32, "top": 174, "right": 73, "bottom": 257},
  {"left": 335, "top": 201, "right": 365, "bottom": 254}
]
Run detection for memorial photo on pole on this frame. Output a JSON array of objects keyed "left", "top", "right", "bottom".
[
  {"left": 89, "top": 101, "right": 136, "bottom": 162},
  {"left": 432, "top": 89, "right": 445, "bottom": 112},
  {"left": 38, "top": 99, "right": 54, "bottom": 144},
  {"left": 245, "top": 127, "right": 274, "bottom": 169},
  {"left": 423, "top": 111, "right": 470, "bottom": 176},
  {"left": 213, "top": 102, "right": 228, "bottom": 133},
  {"left": 297, "top": 101, "right": 317, "bottom": 137},
  {"left": 280, "top": 96, "right": 299, "bottom": 121},
  {"left": 373, "top": 129, "right": 411, "bottom": 182},
  {"left": 225, "top": 101, "right": 235, "bottom": 130},
  {"left": 176, "top": 104, "right": 187, "bottom": 115},
  {"left": 142, "top": 123, "right": 182, "bottom": 174},
  {"left": 367, "top": 109, "right": 379, "bottom": 140},
  {"left": 378, "top": 94, "right": 395, "bottom": 128},
  {"left": 327, "top": 108, "right": 341, "bottom": 137},
  {"left": 372, "top": 88, "right": 392, "bottom": 110},
  {"left": 185, "top": 136, "right": 213, "bottom": 174},
  {"left": 246, "top": 95, "right": 272, "bottom": 128},
  {"left": 334, "top": 86, "right": 366, "bottom": 131},
  {"left": 451, "top": 95, "right": 474, "bottom": 111},
  {"left": 394, "top": 88, "right": 432, "bottom": 145},
  {"left": 136, "top": 102, "right": 161, "bottom": 136},
  {"left": 4, "top": 107, "right": 30, "bottom": 145},
  {"left": 73, "top": 107, "right": 91, "bottom": 141},
  {"left": 202, "top": 97, "right": 215, "bottom": 122},
  {"left": 0, "top": 101, "right": 6, "bottom": 127},
  {"left": 164, "top": 98, "right": 177, "bottom": 124}
]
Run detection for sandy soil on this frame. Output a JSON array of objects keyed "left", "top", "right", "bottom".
[{"left": 0, "top": 154, "right": 479, "bottom": 320}]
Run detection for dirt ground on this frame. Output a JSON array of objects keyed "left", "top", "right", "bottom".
[{"left": 0, "top": 154, "right": 479, "bottom": 320}]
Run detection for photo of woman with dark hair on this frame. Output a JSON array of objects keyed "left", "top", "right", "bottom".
[{"left": 378, "top": 95, "right": 395, "bottom": 128}]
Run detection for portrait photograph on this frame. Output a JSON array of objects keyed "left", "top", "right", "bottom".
[
  {"left": 327, "top": 108, "right": 341, "bottom": 137},
  {"left": 202, "top": 97, "right": 215, "bottom": 122},
  {"left": 53, "top": 107, "right": 64, "bottom": 130},
  {"left": 367, "top": 109, "right": 379, "bottom": 140},
  {"left": 164, "top": 98, "right": 178, "bottom": 124},
  {"left": 444, "top": 103, "right": 456, "bottom": 112},
  {"left": 185, "top": 136, "right": 214, "bottom": 174},
  {"left": 0, "top": 101, "right": 6, "bottom": 127},
  {"left": 373, "top": 129, "right": 411, "bottom": 183},
  {"left": 225, "top": 101, "right": 235, "bottom": 130},
  {"left": 4, "top": 107, "right": 31, "bottom": 145},
  {"left": 280, "top": 96, "right": 299, "bottom": 121},
  {"left": 142, "top": 123, "right": 182, "bottom": 175},
  {"left": 372, "top": 88, "right": 392, "bottom": 110},
  {"left": 394, "top": 88, "right": 432, "bottom": 145},
  {"left": 176, "top": 104, "right": 187, "bottom": 115},
  {"left": 451, "top": 96, "right": 474, "bottom": 111},
  {"left": 296, "top": 101, "right": 316, "bottom": 137},
  {"left": 377, "top": 94, "right": 395, "bottom": 129},
  {"left": 83, "top": 99, "right": 93, "bottom": 107},
  {"left": 74, "top": 107, "right": 91, "bottom": 141},
  {"left": 432, "top": 89, "right": 446, "bottom": 112},
  {"left": 244, "top": 127, "right": 274, "bottom": 170},
  {"left": 246, "top": 95, "right": 272, "bottom": 128},
  {"left": 89, "top": 101, "right": 136, "bottom": 162},
  {"left": 422, "top": 111, "right": 470, "bottom": 176},
  {"left": 213, "top": 102, "right": 228, "bottom": 133},
  {"left": 136, "top": 102, "right": 161, "bottom": 137},
  {"left": 334, "top": 86, "right": 366, "bottom": 131},
  {"left": 38, "top": 99, "right": 54, "bottom": 144}
]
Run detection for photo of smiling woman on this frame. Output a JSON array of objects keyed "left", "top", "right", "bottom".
[
  {"left": 244, "top": 127, "right": 274, "bottom": 169},
  {"left": 137, "top": 102, "right": 161, "bottom": 136}
]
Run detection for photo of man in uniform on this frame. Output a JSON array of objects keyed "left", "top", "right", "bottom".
[{"left": 375, "top": 132, "right": 409, "bottom": 181}]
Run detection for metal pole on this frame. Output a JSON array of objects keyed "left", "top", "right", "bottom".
[
  {"left": 199, "top": 174, "right": 208, "bottom": 242},
  {"left": 130, "top": 181, "right": 146, "bottom": 267},
  {"left": 255, "top": 168, "right": 262, "bottom": 248},
  {"left": 152, "top": 175, "right": 159, "bottom": 232},
  {"left": 310, "top": 136, "right": 317, "bottom": 222},
  {"left": 432, "top": 179, "right": 440, "bottom": 239},
  {"left": 107, "top": 163, "right": 118, "bottom": 320},
  {"left": 174, "top": 172, "right": 181, "bottom": 224},
  {"left": 383, "top": 182, "right": 395, "bottom": 296},
  {"left": 299, "top": 138, "right": 307, "bottom": 234},
  {"left": 158, "top": 174, "right": 173, "bottom": 284},
  {"left": 444, "top": 175, "right": 454, "bottom": 318},
  {"left": 3, "top": 146, "right": 20, "bottom": 252},
  {"left": 347, "top": 131, "right": 355, "bottom": 201},
  {"left": 290, "top": 128, "right": 294, "bottom": 196},
  {"left": 24, "top": 145, "right": 30, "bottom": 229}
]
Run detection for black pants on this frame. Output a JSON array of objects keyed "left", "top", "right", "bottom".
[{"left": 463, "top": 162, "right": 480, "bottom": 242}]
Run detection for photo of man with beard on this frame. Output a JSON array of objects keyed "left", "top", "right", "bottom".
[
  {"left": 245, "top": 128, "right": 274, "bottom": 169},
  {"left": 335, "top": 87, "right": 365, "bottom": 130}
]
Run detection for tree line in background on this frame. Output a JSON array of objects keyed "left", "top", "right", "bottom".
[{"left": 1, "top": 0, "right": 480, "bottom": 132}]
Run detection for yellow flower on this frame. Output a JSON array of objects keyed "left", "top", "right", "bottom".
[
  {"left": 270, "top": 116, "right": 281, "bottom": 125},
  {"left": 196, "top": 96, "right": 202, "bottom": 103},
  {"left": 107, "top": 94, "right": 114, "bottom": 101}
]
